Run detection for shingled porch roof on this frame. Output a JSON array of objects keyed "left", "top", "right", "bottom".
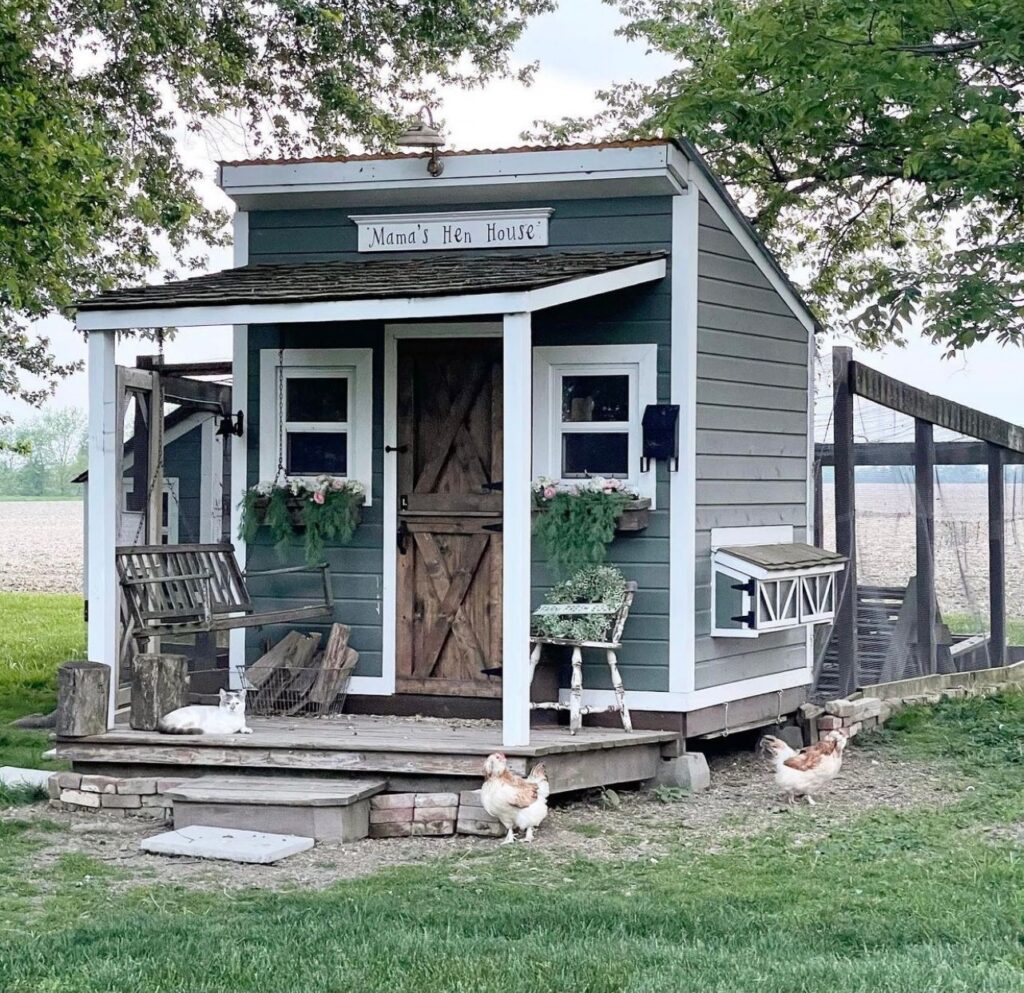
[{"left": 77, "top": 250, "right": 666, "bottom": 312}]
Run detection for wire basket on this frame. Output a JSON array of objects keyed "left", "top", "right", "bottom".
[{"left": 234, "top": 664, "right": 354, "bottom": 717}]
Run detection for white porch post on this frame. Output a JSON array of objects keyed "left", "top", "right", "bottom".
[
  {"left": 502, "top": 311, "right": 532, "bottom": 747},
  {"left": 86, "top": 329, "right": 120, "bottom": 727}
]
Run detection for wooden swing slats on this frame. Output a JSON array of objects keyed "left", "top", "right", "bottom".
[{"left": 116, "top": 542, "right": 333, "bottom": 641}]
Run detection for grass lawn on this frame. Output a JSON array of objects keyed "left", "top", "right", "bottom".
[
  {"left": 0, "top": 592, "right": 1022, "bottom": 992},
  {"left": 0, "top": 592, "right": 84, "bottom": 773}
]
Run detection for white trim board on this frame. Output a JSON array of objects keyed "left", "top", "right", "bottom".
[
  {"left": 559, "top": 664, "right": 813, "bottom": 714},
  {"left": 229, "top": 210, "right": 249, "bottom": 680},
  {"left": 75, "top": 259, "right": 666, "bottom": 332}
]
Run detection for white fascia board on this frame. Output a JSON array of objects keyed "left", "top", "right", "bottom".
[
  {"left": 559, "top": 665, "right": 812, "bottom": 714},
  {"left": 75, "top": 260, "right": 666, "bottom": 332},
  {"left": 219, "top": 144, "right": 683, "bottom": 202}
]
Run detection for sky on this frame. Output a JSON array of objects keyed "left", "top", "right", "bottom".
[{"left": 5, "top": 0, "right": 1023, "bottom": 440}]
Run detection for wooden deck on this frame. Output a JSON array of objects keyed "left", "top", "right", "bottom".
[{"left": 56, "top": 715, "right": 680, "bottom": 795}]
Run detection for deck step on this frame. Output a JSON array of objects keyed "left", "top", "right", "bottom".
[{"left": 165, "top": 776, "right": 386, "bottom": 842}]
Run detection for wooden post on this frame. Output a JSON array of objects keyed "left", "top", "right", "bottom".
[
  {"left": 130, "top": 653, "right": 190, "bottom": 730},
  {"left": 86, "top": 329, "right": 120, "bottom": 727},
  {"left": 988, "top": 443, "right": 1006, "bottom": 667},
  {"left": 915, "top": 418, "right": 936, "bottom": 674},
  {"left": 57, "top": 661, "right": 111, "bottom": 737},
  {"left": 832, "top": 347, "right": 858, "bottom": 696},
  {"left": 502, "top": 311, "right": 532, "bottom": 748},
  {"left": 813, "top": 458, "right": 824, "bottom": 548},
  {"left": 146, "top": 377, "right": 164, "bottom": 547},
  {"left": 128, "top": 392, "right": 149, "bottom": 513}
]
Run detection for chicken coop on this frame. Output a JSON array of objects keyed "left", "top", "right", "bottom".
[{"left": 59, "top": 139, "right": 837, "bottom": 794}]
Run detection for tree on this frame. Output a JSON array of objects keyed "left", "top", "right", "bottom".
[
  {"left": 539, "top": 0, "right": 1024, "bottom": 353},
  {"left": 0, "top": 407, "right": 88, "bottom": 496},
  {"left": 1, "top": 0, "right": 552, "bottom": 418}
]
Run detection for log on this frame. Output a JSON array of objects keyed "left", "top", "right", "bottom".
[
  {"left": 247, "top": 631, "right": 321, "bottom": 712},
  {"left": 130, "top": 653, "right": 190, "bottom": 730},
  {"left": 310, "top": 624, "right": 358, "bottom": 712},
  {"left": 283, "top": 650, "right": 326, "bottom": 716},
  {"left": 56, "top": 661, "right": 111, "bottom": 737},
  {"left": 247, "top": 631, "right": 313, "bottom": 689}
]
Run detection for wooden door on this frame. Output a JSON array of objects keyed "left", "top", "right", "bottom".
[{"left": 395, "top": 338, "right": 503, "bottom": 696}]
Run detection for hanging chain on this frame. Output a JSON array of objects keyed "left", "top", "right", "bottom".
[{"left": 275, "top": 344, "right": 286, "bottom": 484}]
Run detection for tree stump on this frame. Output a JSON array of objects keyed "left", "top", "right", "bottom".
[
  {"left": 130, "top": 654, "right": 190, "bottom": 730},
  {"left": 56, "top": 661, "right": 111, "bottom": 737}
]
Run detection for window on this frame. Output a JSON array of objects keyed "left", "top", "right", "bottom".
[
  {"left": 260, "top": 348, "right": 373, "bottom": 501},
  {"left": 533, "top": 345, "right": 657, "bottom": 500},
  {"left": 122, "top": 477, "right": 180, "bottom": 544}
]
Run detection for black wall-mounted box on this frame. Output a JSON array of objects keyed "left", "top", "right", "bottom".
[{"left": 641, "top": 404, "right": 680, "bottom": 472}]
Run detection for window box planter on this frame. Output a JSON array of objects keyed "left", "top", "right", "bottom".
[
  {"left": 248, "top": 492, "right": 364, "bottom": 531},
  {"left": 532, "top": 495, "right": 650, "bottom": 533}
]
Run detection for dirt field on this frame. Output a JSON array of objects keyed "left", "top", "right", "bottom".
[
  {"left": 2, "top": 488, "right": 1022, "bottom": 622},
  {"left": 822, "top": 482, "right": 1024, "bottom": 624},
  {"left": 0, "top": 500, "right": 83, "bottom": 594}
]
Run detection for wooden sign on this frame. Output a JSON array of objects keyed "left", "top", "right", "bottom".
[{"left": 350, "top": 208, "right": 553, "bottom": 253}]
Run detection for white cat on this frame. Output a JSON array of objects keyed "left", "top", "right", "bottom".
[{"left": 157, "top": 688, "right": 253, "bottom": 735}]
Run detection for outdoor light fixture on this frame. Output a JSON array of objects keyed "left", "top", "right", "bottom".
[
  {"left": 641, "top": 404, "right": 680, "bottom": 472},
  {"left": 396, "top": 105, "right": 446, "bottom": 177}
]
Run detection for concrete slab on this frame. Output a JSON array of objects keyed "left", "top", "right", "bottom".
[
  {"left": 0, "top": 767, "right": 53, "bottom": 789},
  {"left": 140, "top": 825, "right": 314, "bottom": 864}
]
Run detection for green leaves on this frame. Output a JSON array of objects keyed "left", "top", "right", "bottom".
[
  {"left": 548, "top": 0, "right": 1024, "bottom": 352},
  {"left": 1, "top": 0, "right": 554, "bottom": 410}
]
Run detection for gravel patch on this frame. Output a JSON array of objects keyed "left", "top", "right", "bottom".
[{"left": 5, "top": 736, "right": 960, "bottom": 895}]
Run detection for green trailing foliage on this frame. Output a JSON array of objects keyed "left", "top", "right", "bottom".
[
  {"left": 239, "top": 479, "right": 364, "bottom": 567},
  {"left": 531, "top": 565, "right": 627, "bottom": 642},
  {"left": 532, "top": 488, "right": 629, "bottom": 576}
]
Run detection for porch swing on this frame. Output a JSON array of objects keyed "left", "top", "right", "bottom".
[{"left": 116, "top": 353, "right": 334, "bottom": 647}]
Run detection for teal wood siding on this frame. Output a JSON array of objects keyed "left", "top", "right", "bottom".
[
  {"left": 245, "top": 196, "right": 674, "bottom": 694},
  {"left": 694, "top": 195, "right": 810, "bottom": 689},
  {"left": 163, "top": 424, "right": 203, "bottom": 543}
]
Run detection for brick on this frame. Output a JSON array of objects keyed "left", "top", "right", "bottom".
[
  {"left": 845, "top": 721, "right": 863, "bottom": 737},
  {"left": 369, "top": 807, "right": 414, "bottom": 825},
  {"left": 798, "top": 703, "right": 825, "bottom": 720},
  {"left": 414, "top": 805, "right": 458, "bottom": 822},
  {"left": 368, "top": 822, "right": 412, "bottom": 839},
  {"left": 117, "top": 778, "right": 157, "bottom": 795},
  {"left": 414, "top": 792, "right": 458, "bottom": 807},
  {"left": 141, "top": 794, "right": 170, "bottom": 807},
  {"left": 818, "top": 715, "right": 844, "bottom": 730},
  {"left": 824, "top": 699, "right": 856, "bottom": 718},
  {"left": 410, "top": 819, "right": 455, "bottom": 837},
  {"left": 80, "top": 775, "right": 119, "bottom": 794},
  {"left": 861, "top": 716, "right": 879, "bottom": 730},
  {"left": 370, "top": 793, "right": 416, "bottom": 810},
  {"left": 47, "top": 777, "right": 62, "bottom": 800},
  {"left": 61, "top": 789, "right": 101, "bottom": 808},
  {"left": 459, "top": 789, "right": 485, "bottom": 807},
  {"left": 54, "top": 772, "right": 81, "bottom": 790},
  {"left": 457, "top": 817, "right": 504, "bottom": 837},
  {"left": 102, "top": 793, "right": 142, "bottom": 809},
  {"left": 129, "top": 807, "right": 171, "bottom": 820}
]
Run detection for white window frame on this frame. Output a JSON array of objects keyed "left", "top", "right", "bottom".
[
  {"left": 533, "top": 344, "right": 657, "bottom": 503},
  {"left": 123, "top": 477, "right": 180, "bottom": 544},
  {"left": 259, "top": 348, "right": 373, "bottom": 503}
]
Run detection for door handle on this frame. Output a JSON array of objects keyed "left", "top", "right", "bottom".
[{"left": 397, "top": 520, "right": 410, "bottom": 555}]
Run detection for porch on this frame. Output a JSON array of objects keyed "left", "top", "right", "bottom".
[{"left": 55, "top": 714, "right": 680, "bottom": 795}]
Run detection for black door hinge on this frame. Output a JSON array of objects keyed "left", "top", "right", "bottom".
[{"left": 482, "top": 522, "right": 503, "bottom": 533}]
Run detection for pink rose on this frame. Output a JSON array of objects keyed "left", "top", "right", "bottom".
[
  {"left": 543, "top": 485, "right": 557, "bottom": 500},
  {"left": 331, "top": 478, "right": 345, "bottom": 491},
  {"left": 312, "top": 490, "right": 325, "bottom": 504}
]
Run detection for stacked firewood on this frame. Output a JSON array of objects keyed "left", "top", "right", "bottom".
[{"left": 246, "top": 623, "right": 358, "bottom": 716}]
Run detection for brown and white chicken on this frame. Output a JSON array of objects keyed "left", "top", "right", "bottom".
[
  {"left": 761, "top": 730, "right": 848, "bottom": 805},
  {"left": 480, "top": 753, "right": 550, "bottom": 844}
]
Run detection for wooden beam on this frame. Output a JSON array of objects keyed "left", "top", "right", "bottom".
[
  {"left": 915, "top": 419, "right": 936, "bottom": 674},
  {"left": 159, "top": 374, "right": 231, "bottom": 413},
  {"left": 816, "top": 441, "right": 1024, "bottom": 466},
  {"left": 850, "top": 361, "right": 1024, "bottom": 454},
  {"left": 128, "top": 394, "right": 149, "bottom": 513},
  {"left": 988, "top": 444, "right": 1006, "bottom": 667},
  {"left": 813, "top": 458, "right": 824, "bottom": 548},
  {"left": 832, "top": 347, "right": 858, "bottom": 696},
  {"left": 502, "top": 311, "right": 532, "bottom": 747},
  {"left": 137, "top": 356, "right": 233, "bottom": 377}
]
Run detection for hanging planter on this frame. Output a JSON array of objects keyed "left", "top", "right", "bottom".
[
  {"left": 532, "top": 477, "right": 647, "bottom": 576},
  {"left": 239, "top": 477, "right": 365, "bottom": 566}
]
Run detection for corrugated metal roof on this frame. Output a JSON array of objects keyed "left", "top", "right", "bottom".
[
  {"left": 219, "top": 139, "right": 671, "bottom": 168},
  {"left": 718, "top": 543, "right": 847, "bottom": 571},
  {"left": 77, "top": 250, "right": 665, "bottom": 311}
]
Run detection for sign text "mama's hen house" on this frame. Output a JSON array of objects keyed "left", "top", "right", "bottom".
[{"left": 351, "top": 208, "right": 553, "bottom": 253}]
